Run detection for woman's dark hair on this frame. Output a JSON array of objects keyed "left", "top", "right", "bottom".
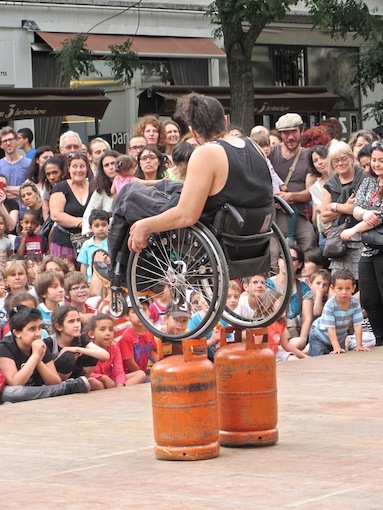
[
  {"left": 136, "top": 145, "right": 166, "bottom": 179},
  {"left": 175, "top": 93, "right": 226, "bottom": 140},
  {"left": 286, "top": 240, "right": 305, "bottom": 275},
  {"left": 308, "top": 145, "right": 329, "bottom": 177},
  {"left": 27, "top": 145, "right": 54, "bottom": 183},
  {"left": 51, "top": 304, "right": 79, "bottom": 333},
  {"left": 96, "top": 150, "right": 120, "bottom": 196},
  {"left": 39, "top": 155, "right": 67, "bottom": 191},
  {"left": 304, "top": 246, "right": 329, "bottom": 269},
  {"left": 357, "top": 144, "right": 372, "bottom": 160},
  {"left": 172, "top": 141, "right": 195, "bottom": 165},
  {"left": 9, "top": 305, "right": 42, "bottom": 334}
]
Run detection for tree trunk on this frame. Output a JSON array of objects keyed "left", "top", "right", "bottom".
[{"left": 220, "top": 20, "right": 265, "bottom": 134}]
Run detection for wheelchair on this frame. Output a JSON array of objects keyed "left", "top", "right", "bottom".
[{"left": 110, "top": 196, "right": 294, "bottom": 342}]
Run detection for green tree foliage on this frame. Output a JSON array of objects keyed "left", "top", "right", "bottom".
[
  {"left": 55, "top": 34, "right": 141, "bottom": 87},
  {"left": 207, "top": 0, "right": 382, "bottom": 132}
]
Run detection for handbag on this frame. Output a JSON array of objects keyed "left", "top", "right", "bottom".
[
  {"left": 323, "top": 223, "right": 347, "bottom": 258},
  {"left": 69, "top": 232, "right": 89, "bottom": 255},
  {"left": 361, "top": 223, "right": 383, "bottom": 250}
]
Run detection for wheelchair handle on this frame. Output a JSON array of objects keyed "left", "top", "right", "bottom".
[
  {"left": 222, "top": 203, "right": 245, "bottom": 228},
  {"left": 274, "top": 195, "right": 295, "bottom": 217}
]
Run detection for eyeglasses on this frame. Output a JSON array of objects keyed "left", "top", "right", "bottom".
[
  {"left": 62, "top": 144, "right": 81, "bottom": 151},
  {"left": 69, "top": 285, "right": 89, "bottom": 292},
  {"left": 332, "top": 156, "right": 349, "bottom": 166},
  {"left": 1, "top": 137, "right": 16, "bottom": 144},
  {"left": 372, "top": 141, "right": 383, "bottom": 149},
  {"left": 130, "top": 145, "right": 145, "bottom": 152},
  {"left": 68, "top": 151, "right": 87, "bottom": 159},
  {"left": 140, "top": 155, "right": 157, "bottom": 161}
]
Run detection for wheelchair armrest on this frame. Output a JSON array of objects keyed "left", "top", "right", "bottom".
[
  {"left": 222, "top": 203, "right": 245, "bottom": 229},
  {"left": 274, "top": 195, "right": 295, "bottom": 217}
]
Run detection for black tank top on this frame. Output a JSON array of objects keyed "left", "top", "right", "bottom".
[{"left": 203, "top": 137, "right": 273, "bottom": 223}]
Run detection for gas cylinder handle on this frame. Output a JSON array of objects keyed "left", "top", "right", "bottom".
[
  {"left": 182, "top": 338, "right": 208, "bottom": 361},
  {"left": 245, "top": 328, "right": 268, "bottom": 349}
]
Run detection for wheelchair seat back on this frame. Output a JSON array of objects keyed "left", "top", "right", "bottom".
[{"left": 212, "top": 204, "right": 274, "bottom": 280}]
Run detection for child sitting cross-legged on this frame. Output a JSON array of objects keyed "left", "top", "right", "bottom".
[
  {"left": 118, "top": 297, "right": 157, "bottom": 383},
  {"left": 0, "top": 306, "right": 90, "bottom": 404},
  {"left": 35, "top": 270, "right": 65, "bottom": 335},
  {"left": 88, "top": 313, "right": 144, "bottom": 388},
  {"left": 308, "top": 269, "right": 371, "bottom": 356},
  {"left": 64, "top": 271, "right": 95, "bottom": 329},
  {"left": 44, "top": 305, "right": 109, "bottom": 390}
]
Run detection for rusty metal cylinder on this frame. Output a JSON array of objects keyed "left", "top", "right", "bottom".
[
  {"left": 151, "top": 338, "right": 220, "bottom": 460},
  {"left": 215, "top": 328, "right": 278, "bottom": 446}
]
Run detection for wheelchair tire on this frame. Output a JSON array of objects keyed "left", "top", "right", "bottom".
[
  {"left": 127, "top": 223, "right": 229, "bottom": 341},
  {"left": 108, "top": 295, "right": 127, "bottom": 319},
  {"left": 222, "top": 221, "right": 294, "bottom": 328}
]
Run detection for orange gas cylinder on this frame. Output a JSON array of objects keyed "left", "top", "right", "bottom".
[
  {"left": 151, "top": 338, "right": 220, "bottom": 461},
  {"left": 215, "top": 328, "right": 278, "bottom": 447}
]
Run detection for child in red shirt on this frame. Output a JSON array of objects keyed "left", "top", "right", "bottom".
[
  {"left": 89, "top": 313, "right": 146, "bottom": 389},
  {"left": 118, "top": 297, "right": 158, "bottom": 378}
]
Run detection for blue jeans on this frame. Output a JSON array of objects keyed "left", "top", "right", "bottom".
[
  {"left": 1, "top": 382, "right": 67, "bottom": 404},
  {"left": 309, "top": 326, "right": 333, "bottom": 356}
]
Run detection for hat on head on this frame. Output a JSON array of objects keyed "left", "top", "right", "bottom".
[
  {"left": 126, "top": 296, "right": 149, "bottom": 308},
  {"left": 165, "top": 301, "right": 191, "bottom": 318},
  {"left": 275, "top": 113, "right": 303, "bottom": 132}
]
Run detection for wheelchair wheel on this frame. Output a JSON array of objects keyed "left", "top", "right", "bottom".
[
  {"left": 127, "top": 223, "right": 229, "bottom": 341},
  {"left": 108, "top": 295, "right": 127, "bottom": 319},
  {"left": 222, "top": 222, "right": 294, "bottom": 328}
]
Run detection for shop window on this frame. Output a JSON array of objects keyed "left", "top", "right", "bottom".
[{"left": 272, "top": 47, "right": 306, "bottom": 86}]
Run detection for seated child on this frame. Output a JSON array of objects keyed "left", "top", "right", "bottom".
[
  {"left": 160, "top": 301, "right": 192, "bottom": 355},
  {"left": 77, "top": 209, "right": 109, "bottom": 283},
  {"left": 64, "top": 271, "right": 95, "bottom": 328},
  {"left": 308, "top": 269, "right": 331, "bottom": 318},
  {"left": 308, "top": 269, "right": 370, "bottom": 356},
  {"left": 0, "top": 306, "right": 90, "bottom": 404},
  {"left": 89, "top": 313, "right": 146, "bottom": 388},
  {"left": 110, "top": 154, "right": 159, "bottom": 195},
  {"left": 265, "top": 292, "right": 310, "bottom": 362},
  {"left": 0, "top": 212, "right": 13, "bottom": 266},
  {"left": 118, "top": 297, "right": 157, "bottom": 380},
  {"left": 44, "top": 305, "right": 109, "bottom": 386},
  {"left": 35, "top": 270, "right": 65, "bottom": 335},
  {"left": 149, "top": 283, "right": 171, "bottom": 327},
  {"left": 14, "top": 210, "right": 47, "bottom": 258},
  {"left": 235, "top": 275, "right": 268, "bottom": 319},
  {"left": 2, "top": 290, "right": 46, "bottom": 339}
]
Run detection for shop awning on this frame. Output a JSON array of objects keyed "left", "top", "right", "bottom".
[
  {"left": 137, "top": 85, "right": 340, "bottom": 117},
  {"left": 36, "top": 32, "right": 225, "bottom": 58},
  {"left": 0, "top": 88, "right": 111, "bottom": 120}
]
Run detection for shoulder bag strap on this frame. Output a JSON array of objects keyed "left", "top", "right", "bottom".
[
  {"left": 284, "top": 148, "right": 302, "bottom": 186},
  {"left": 248, "top": 137, "right": 267, "bottom": 161},
  {"left": 296, "top": 279, "right": 303, "bottom": 314}
]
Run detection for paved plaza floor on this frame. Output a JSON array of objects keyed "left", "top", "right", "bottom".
[{"left": 1, "top": 348, "right": 383, "bottom": 509}]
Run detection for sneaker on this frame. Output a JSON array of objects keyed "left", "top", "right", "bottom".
[
  {"left": 64, "top": 376, "right": 91, "bottom": 394},
  {"left": 93, "top": 261, "right": 114, "bottom": 282}
]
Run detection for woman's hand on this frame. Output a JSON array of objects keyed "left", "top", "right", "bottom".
[
  {"left": 128, "top": 219, "right": 152, "bottom": 252},
  {"left": 362, "top": 210, "right": 382, "bottom": 227}
]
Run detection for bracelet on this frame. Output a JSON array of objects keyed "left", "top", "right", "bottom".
[{"left": 332, "top": 203, "right": 338, "bottom": 212}]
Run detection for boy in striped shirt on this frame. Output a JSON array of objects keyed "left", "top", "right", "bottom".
[{"left": 308, "top": 269, "right": 370, "bottom": 356}]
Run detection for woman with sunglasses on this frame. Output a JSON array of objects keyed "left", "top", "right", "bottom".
[
  {"left": 49, "top": 152, "right": 93, "bottom": 263},
  {"left": 340, "top": 140, "right": 383, "bottom": 345},
  {"left": 321, "top": 140, "right": 366, "bottom": 281}
]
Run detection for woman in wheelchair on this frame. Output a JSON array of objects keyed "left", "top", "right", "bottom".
[{"left": 97, "top": 93, "right": 293, "bottom": 340}]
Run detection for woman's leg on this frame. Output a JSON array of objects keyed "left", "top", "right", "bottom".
[
  {"left": 359, "top": 252, "right": 383, "bottom": 344},
  {"left": 1, "top": 377, "right": 90, "bottom": 403}
]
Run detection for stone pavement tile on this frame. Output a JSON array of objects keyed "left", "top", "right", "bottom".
[{"left": 1, "top": 349, "right": 383, "bottom": 509}]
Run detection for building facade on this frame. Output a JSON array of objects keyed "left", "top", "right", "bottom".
[{"left": 1, "top": 0, "right": 382, "bottom": 148}]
